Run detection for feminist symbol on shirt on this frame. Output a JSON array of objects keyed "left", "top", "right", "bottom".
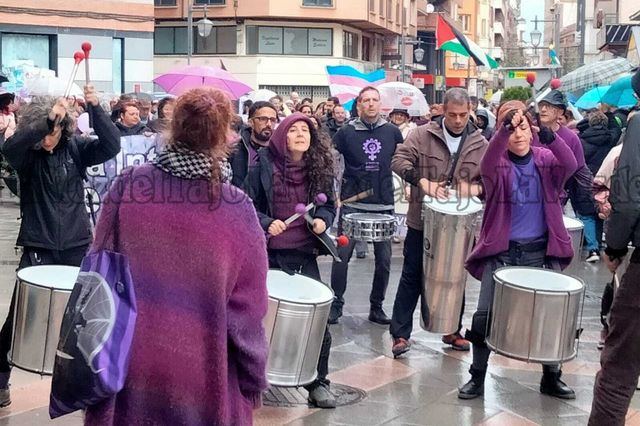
[{"left": 362, "top": 138, "right": 382, "bottom": 161}]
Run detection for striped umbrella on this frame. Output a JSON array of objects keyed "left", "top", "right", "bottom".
[{"left": 559, "top": 58, "right": 635, "bottom": 93}]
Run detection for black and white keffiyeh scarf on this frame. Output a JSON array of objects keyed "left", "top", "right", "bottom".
[{"left": 151, "top": 141, "right": 233, "bottom": 182}]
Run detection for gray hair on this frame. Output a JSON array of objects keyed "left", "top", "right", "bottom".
[
  {"left": 443, "top": 88, "right": 471, "bottom": 109},
  {"left": 17, "top": 96, "right": 76, "bottom": 137}
]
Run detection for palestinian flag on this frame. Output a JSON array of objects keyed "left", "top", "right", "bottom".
[{"left": 436, "top": 14, "right": 499, "bottom": 69}]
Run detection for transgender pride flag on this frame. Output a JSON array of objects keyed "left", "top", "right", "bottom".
[{"left": 326, "top": 66, "right": 386, "bottom": 105}]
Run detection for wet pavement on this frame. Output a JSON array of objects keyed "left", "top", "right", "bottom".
[{"left": 0, "top": 196, "right": 638, "bottom": 425}]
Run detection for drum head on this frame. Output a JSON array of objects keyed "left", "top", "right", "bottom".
[
  {"left": 423, "top": 194, "right": 482, "bottom": 215},
  {"left": 344, "top": 213, "right": 396, "bottom": 222},
  {"left": 494, "top": 267, "right": 583, "bottom": 292},
  {"left": 267, "top": 270, "right": 334, "bottom": 304},
  {"left": 563, "top": 216, "right": 584, "bottom": 231},
  {"left": 17, "top": 265, "right": 79, "bottom": 290}
]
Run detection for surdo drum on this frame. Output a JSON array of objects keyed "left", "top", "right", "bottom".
[
  {"left": 11, "top": 265, "right": 79, "bottom": 374},
  {"left": 264, "top": 270, "right": 333, "bottom": 386},
  {"left": 342, "top": 213, "right": 397, "bottom": 242},
  {"left": 421, "top": 194, "right": 483, "bottom": 333},
  {"left": 487, "top": 267, "right": 584, "bottom": 363}
]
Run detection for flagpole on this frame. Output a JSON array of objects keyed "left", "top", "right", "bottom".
[{"left": 466, "top": 61, "right": 471, "bottom": 90}]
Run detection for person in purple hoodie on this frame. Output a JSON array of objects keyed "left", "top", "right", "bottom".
[
  {"left": 459, "top": 101, "right": 578, "bottom": 401},
  {"left": 84, "top": 88, "right": 269, "bottom": 426},
  {"left": 246, "top": 112, "right": 337, "bottom": 408}
]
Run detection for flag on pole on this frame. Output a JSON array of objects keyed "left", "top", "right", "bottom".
[
  {"left": 325, "top": 65, "right": 386, "bottom": 105},
  {"left": 549, "top": 44, "right": 562, "bottom": 66},
  {"left": 436, "top": 14, "right": 499, "bottom": 69}
]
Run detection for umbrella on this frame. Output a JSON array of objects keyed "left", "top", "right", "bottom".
[
  {"left": 601, "top": 74, "right": 639, "bottom": 108},
  {"left": 247, "top": 89, "right": 278, "bottom": 103},
  {"left": 153, "top": 65, "right": 252, "bottom": 99},
  {"left": 559, "top": 58, "right": 635, "bottom": 93},
  {"left": 575, "top": 85, "right": 611, "bottom": 110},
  {"left": 23, "top": 75, "right": 83, "bottom": 97},
  {"left": 377, "top": 82, "right": 429, "bottom": 117},
  {"left": 490, "top": 90, "right": 503, "bottom": 105}
]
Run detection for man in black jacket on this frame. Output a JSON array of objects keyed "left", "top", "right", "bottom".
[
  {"left": 329, "top": 86, "right": 404, "bottom": 325},
  {"left": 229, "top": 101, "right": 277, "bottom": 188},
  {"left": 0, "top": 85, "right": 120, "bottom": 407},
  {"left": 589, "top": 69, "right": 640, "bottom": 426}
]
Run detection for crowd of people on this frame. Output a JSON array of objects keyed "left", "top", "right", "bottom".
[{"left": 0, "top": 68, "right": 639, "bottom": 424}]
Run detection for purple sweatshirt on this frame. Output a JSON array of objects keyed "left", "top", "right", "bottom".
[
  {"left": 465, "top": 126, "right": 578, "bottom": 280},
  {"left": 85, "top": 165, "right": 269, "bottom": 426},
  {"left": 509, "top": 151, "right": 547, "bottom": 241}
]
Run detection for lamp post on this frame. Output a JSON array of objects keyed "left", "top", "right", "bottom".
[{"left": 187, "top": 3, "right": 214, "bottom": 65}]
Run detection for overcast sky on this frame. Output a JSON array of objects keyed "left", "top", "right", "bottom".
[{"left": 520, "top": 2, "right": 545, "bottom": 41}]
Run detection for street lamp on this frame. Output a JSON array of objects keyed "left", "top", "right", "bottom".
[
  {"left": 400, "top": 38, "right": 425, "bottom": 82},
  {"left": 187, "top": 4, "right": 214, "bottom": 65},
  {"left": 530, "top": 28, "right": 542, "bottom": 50}
]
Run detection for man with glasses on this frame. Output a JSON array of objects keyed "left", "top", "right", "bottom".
[
  {"left": 230, "top": 101, "right": 278, "bottom": 188},
  {"left": 329, "top": 86, "right": 404, "bottom": 325}
]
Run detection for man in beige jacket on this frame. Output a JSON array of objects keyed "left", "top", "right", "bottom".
[{"left": 389, "top": 88, "right": 488, "bottom": 357}]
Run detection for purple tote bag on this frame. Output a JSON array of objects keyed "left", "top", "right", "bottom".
[{"left": 50, "top": 179, "right": 137, "bottom": 418}]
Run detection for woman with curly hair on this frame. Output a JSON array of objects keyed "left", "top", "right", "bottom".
[
  {"left": 246, "top": 112, "right": 337, "bottom": 408},
  {"left": 85, "top": 87, "right": 269, "bottom": 425}
]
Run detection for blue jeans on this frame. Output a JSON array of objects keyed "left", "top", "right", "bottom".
[{"left": 577, "top": 214, "right": 599, "bottom": 252}]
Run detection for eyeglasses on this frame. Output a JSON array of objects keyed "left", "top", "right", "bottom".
[{"left": 252, "top": 116, "right": 278, "bottom": 124}]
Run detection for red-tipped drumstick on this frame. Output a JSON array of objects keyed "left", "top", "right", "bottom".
[
  {"left": 525, "top": 72, "right": 541, "bottom": 125},
  {"left": 336, "top": 235, "right": 349, "bottom": 247},
  {"left": 81, "top": 42, "right": 92, "bottom": 85},
  {"left": 550, "top": 78, "right": 562, "bottom": 90},
  {"left": 64, "top": 51, "right": 85, "bottom": 98}
]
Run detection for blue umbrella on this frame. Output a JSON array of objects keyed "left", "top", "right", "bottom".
[
  {"left": 601, "top": 74, "right": 638, "bottom": 108},
  {"left": 575, "top": 86, "right": 610, "bottom": 110}
]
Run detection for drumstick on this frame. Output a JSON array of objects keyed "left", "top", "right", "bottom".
[
  {"left": 81, "top": 42, "right": 93, "bottom": 128},
  {"left": 64, "top": 52, "right": 85, "bottom": 98},
  {"left": 525, "top": 73, "right": 540, "bottom": 126},
  {"left": 341, "top": 189, "right": 373, "bottom": 205},
  {"left": 284, "top": 193, "right": 327, "bottom": 225}
]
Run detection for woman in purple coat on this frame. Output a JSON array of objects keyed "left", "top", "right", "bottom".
[
  {"left": 459, "top": 101, "right": 578, "bottom": 401},
  {"left": 85, "top": 88, "right": 269, "bottom": 425}
]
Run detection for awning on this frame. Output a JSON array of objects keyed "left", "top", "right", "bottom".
[{"left": 599, "top": 24, "right": 633, "bottom": 53}]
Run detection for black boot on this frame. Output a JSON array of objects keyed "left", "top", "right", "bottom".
[
  {"left": 540, "top": 369, "right": 576, "bottom": 400},
  {"left": 458, "top": 367, "right": 486, "bottom": 399},
  {"left": 368, "top": 306, "right": 391, "bottom": 325},
  {"left": 328, "top": 302, "right": 342, "bottom": 325}
]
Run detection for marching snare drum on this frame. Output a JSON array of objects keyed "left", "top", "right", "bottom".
[
  {"left": 420, "top": 194, "right": 483, "bottom": 333},
  {"left": 11, "top": 265, "right": 79, "bottom": 374},
  {"left": 563, "top": 216, "right": 584, "bottom": 275},
  {"left": 487, "top": 267, "right": 584, "bottom": 363},
  {"left": 264, "top": 270, "right": 333, "bottom": 387},
  {"left": 342, "top": 213, "right": 397, "bottom": 242}
]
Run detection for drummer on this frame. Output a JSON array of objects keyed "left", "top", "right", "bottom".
[
  {"left": 328, "top": 86, "right": 404, "bottom": 325},
  {"left": 461, "top": 101, "right": 578, "bottom": 400},
  {"left": 245, "top": 113, "right": 337, "bottom": 408},
  {"left": 390, "top": 88, "right": 488, "bottom": 357},
  {"left": 0, "top": 87, "right": 120, "bottom": 407}
]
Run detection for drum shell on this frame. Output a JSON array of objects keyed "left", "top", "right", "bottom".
[
  {"left": 421, "top": 204, "right": 481, "bottom": 334},
  {"left": 11, "top": 279, "right": 72, "bottom": 375},
  {"left": 342, "top": 213, "right": 397, "bottom": 242},
  {"left": 263, "top": 292, "right": 332, "bottom": 387},
  {"left": 487, "top": 269, "right": 584, "bottom": 363},
  {"left": 563, "top": 216, "right": 584, "bottom": 275}
]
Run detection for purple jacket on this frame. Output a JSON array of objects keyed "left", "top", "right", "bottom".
[
  {"left": 85, "top": 164, "right": 269, "bottom": 426},
  {"left": 465, "top": 126, "right": 578, "bottom": 280}
]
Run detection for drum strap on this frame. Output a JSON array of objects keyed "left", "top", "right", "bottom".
[{"left": 444, "top": 125, "right": 469, "bottom": 187}]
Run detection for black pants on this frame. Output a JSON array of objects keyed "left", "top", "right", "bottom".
[
  {"left": 0, "top": 245, "right": 88, "bottom": 376},
  {"left": 589, "top": 254, "right": 640, "bottom": 426},
  {"left": 390, "top": 227, "right": 465, "bottom": 339},
  {"left": 467, "top": 240, "right": 559, "bottom": 373},
  {"left": 330, "top": 207, "right": 392, "bottom": 309},
  {"left": 268, "top": 249, "right": 331, "bottom": 388}
]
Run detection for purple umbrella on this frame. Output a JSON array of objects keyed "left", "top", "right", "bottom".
[{"left": 153, "top": 65, "right": 252, "bottom": 99}]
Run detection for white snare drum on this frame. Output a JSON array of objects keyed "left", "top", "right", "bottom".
[
  {"left": 487, "top": 267, "right": 584, "bottom": 363},
  {"left": 563, "top": 216, "right": 584, "bottom": 274},
  {"left": 342, "top": 213, "right": 397, "bottom": 242},
  {"left": 11, "top": 265, "right": 79, "bottom": 374},
  {"left": 264, "top": 270, "right": 333, "bottom": 387}
]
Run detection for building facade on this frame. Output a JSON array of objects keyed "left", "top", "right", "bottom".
[
  {"left": 154, "top": 0, "right": 417, "bottom": 100},
  {"left": 0, "top": 0, "right": 155, "bottom": 94}
]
